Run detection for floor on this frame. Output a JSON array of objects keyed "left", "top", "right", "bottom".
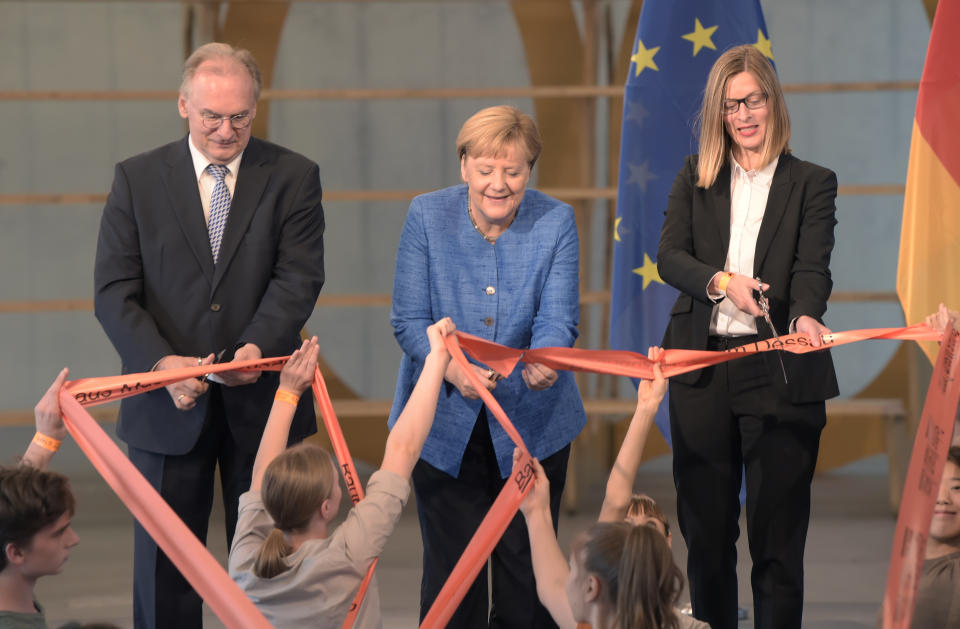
[{"left": 3, "top": 423, "right": 896, "bottom": 629}]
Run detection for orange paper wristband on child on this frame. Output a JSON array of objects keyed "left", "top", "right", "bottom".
[
  {"left": 274, "top": 390, "right": 300, "bottom": 407},
  {"left": 32, "top": 432, "right": 62, "bottom": 452}
]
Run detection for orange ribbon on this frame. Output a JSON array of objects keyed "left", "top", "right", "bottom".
[
  {"left": 882, "top": 324, "right": 960, "bottom": 629},
  {"left": 420, "top": 323, "right": 942, "bottom": 627},
  {"left": 419, "top": 335, "right": 536, "bottom": 629},
  {"left": 57, "top": 390, "right": 273, "bottom": 629},
  {"left": 54, "top": 323, "right": 945, "bottom": 628},
  {"left": 456, "top": 324, "right": 940, "bottom": 381},
  {"left": 311, "top": 365, "right": 378, "bottom": 629}
]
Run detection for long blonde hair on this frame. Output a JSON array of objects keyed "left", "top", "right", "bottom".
[
  {"left": 573, "top": 522, "right": 683, "bottom": 629},
  {"left": 253, "top": 443, "right": 336, "bottom": 579},
  {"left": 696, "top": 44, "right": 790, "bottom": 188}
]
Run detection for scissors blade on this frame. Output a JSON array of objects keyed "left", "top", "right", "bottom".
[{"left": 755, "top": 279, "right": 788, "bottom": 385}]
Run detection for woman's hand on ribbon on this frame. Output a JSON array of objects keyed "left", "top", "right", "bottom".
[
  {"left": 521, "top": 363, "right": 558, "bottom": 391},
  {"left": 444, "top": 360, "right": 497, "bottom": 400},
  {"left": 796, "top": 315, "right": 831, "bottom": 348},
  {"left": 157, "top": 353, "right": 215, "bottom": 411}
]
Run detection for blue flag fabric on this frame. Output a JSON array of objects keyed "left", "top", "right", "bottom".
[{"left": 609, "top": 0, "right": 772, "bottom": 445}]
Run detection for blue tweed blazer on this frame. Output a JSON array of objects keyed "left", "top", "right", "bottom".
[{"left": 388, "top": 184, "right": 587, "bottom": 478}]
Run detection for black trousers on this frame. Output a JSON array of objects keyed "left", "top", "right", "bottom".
[
  {"left": 127, "top": 386, "right": 256, "bottom": 629},
  {"left": 669, "top": 337, "right": 825, "bottom": 629},
  {"left": 413, "top": 409, "right": 569, "bottom": 629}
]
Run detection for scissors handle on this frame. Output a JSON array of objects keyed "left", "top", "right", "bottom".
[{"left": 754, "top": 277, "right": 789, "bottom": 385}]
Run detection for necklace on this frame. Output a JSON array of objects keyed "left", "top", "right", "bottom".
[{"left": 468, "top": 203, "right": 515, "bottom": 244}]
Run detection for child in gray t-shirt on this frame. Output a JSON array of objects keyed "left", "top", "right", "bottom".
[{"left": 229, "top": 319, "right": 455, "bottom": 628}]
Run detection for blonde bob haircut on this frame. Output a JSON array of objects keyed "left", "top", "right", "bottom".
[
  {"left": 696, "top": 44, "right": 790, "bottom": 188},
  {"left": 456, "top": 105, "right": 543, "bottom": 168},
  {"left": 254, "top": 443, "right": 336, "bottom": 579},
  {"left": 181, "top": 42, "right": 262, "bottom": 102}
]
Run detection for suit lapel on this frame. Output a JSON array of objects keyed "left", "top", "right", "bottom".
[
  {"left": 711, "top": 163, "right": 732, "bottom": 259},
  {"left": 212, "top": 137, "right": 271, "bottom": 291},
  {"left": 753, "top": 154, "right": 795, "bottom": 274},
  {"left": 163, "top": 138, "right": 214, "bottom": 282}
]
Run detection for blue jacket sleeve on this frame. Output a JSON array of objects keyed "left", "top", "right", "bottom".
[
  {"left": 528, "top": 205, "right": 580, "bottom": 350},
  {"left": 390, "top": 198, "right": 433, "bottom": 362}
]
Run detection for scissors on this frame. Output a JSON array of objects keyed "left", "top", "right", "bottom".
[
  {"left": 203, "top": 349, "right": 228, "bottom": 383},
  {"left": 754, "top": 278, "right": 788, "bottom": 384}
]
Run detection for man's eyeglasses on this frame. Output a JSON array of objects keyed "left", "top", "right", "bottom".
[
  {"left": 200, "top": 112, "right": 252, "bottom": 130},
  {"left": 722, "top": 92, "right": 767, "bottom": 115}
]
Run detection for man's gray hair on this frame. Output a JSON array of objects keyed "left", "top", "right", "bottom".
[{"left": 180, "top": 42, "right": 262, "bottom": 102}]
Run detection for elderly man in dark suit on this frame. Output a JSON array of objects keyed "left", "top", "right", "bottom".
[{"left": 94, "top": 42, "right": 324, "bottom": 629}]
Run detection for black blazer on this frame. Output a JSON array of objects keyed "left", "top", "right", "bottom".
[
  {"left": 94, "top": 136, "right": 325, "bottom": 454},
  {"left": 657, "top": 153, "right": 839, "bottom": 404}
]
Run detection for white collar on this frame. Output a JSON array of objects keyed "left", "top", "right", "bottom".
[
  {"left": 730, "top": 153, "right": 779, "bottom": 186},
  {"left": 186, "top": 134, "right": 243, "bottom": 182}
]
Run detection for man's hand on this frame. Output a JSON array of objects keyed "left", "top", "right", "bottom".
[
  {"left": 796, "top": 315, "right": 831, "bottom": 348},
  {"left": 444, "top": 360, "right": 497, "bottom": 400},
  {"left": 34, "top": 368, "right": 70, "bottom": 441},
  {"left": 158, "top": 354, "right": 214, "bottom": 410},
  {"left": 219, "top": 343, "right": 263, "bottom": 387},
  {"left": 521, "top": 363, "right": 558, "bottom": 391}
]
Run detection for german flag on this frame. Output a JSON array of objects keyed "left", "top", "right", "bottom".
[{"left": 897, "top": 0, "right": 960, "bottom": 363}]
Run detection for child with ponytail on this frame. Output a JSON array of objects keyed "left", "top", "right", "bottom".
[
  {"left": 516, "top": 348, "right": 709, "bottom": 629},
  {"left": 228, "top": 318, "right": 455, "bottom": 628}
]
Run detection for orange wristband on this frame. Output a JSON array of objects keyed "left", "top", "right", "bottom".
[
  {"left": 274, "top": 390, "right": 300, "bottom": 407},
  {"left": 717, "top": 271, "right": 735, "bottom": 294},
  {"left": 32, "top": 432, "right": 62, "bottom": 452}
]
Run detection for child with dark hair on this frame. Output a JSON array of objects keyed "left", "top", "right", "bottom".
[
  {"left": 911, "top": 446, "right": 960, "bottom": 628},
  {"left": 0, "top": 369, "right": 79, "bottom": 628}
]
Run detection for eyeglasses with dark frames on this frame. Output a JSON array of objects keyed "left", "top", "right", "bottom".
[{"left": 721, "top": 92, "right": 767, "bottom": 115}]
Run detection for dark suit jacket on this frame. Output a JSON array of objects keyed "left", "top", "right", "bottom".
[
  {"left": 657, "top": 152, "right": 839, "bottom": 404},
  {"left": 94, "top": 136, "right": 325, "bottom": 455}
]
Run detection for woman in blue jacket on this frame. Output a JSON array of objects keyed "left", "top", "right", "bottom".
[{"left": 389, "top": 105, "right": 586, "bottom": 628}]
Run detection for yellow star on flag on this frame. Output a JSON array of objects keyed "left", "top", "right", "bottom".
[
  {"left": 613, "top": 216, "right": 622, "bottom": 242},
  {"left": 682, "top": 18, "right": 718, "bottom": 56},
  {"left": 632, "top": 253, "right": 664, "bottom": 290},
  {"left": 753, "top": 29, "right": 774, "bottom": 60},
  {"left": 630, "top": 40, "right": 660, "bottom": 77}
]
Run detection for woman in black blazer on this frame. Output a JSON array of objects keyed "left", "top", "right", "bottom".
[{"left": 657, "top": 45, "right": 838, "bottom": 629}]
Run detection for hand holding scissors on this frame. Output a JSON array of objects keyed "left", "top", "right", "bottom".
[{"left": 754, "top": 278, "right": 789, "bottom": 384}]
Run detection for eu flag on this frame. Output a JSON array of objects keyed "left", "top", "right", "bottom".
[{"left": 609, "top": 0, "right": 772, "bottom": 445}]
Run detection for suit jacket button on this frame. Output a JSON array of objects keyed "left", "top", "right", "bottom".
[
  {"left": 210, "top": 303, "right": 221, "bottom": 312},
  {"left": 485, "top": 286, "right": 496, "bottom": 295},
  {"left": 483, "top": 317, "right": 494, "bottom": 326}
]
